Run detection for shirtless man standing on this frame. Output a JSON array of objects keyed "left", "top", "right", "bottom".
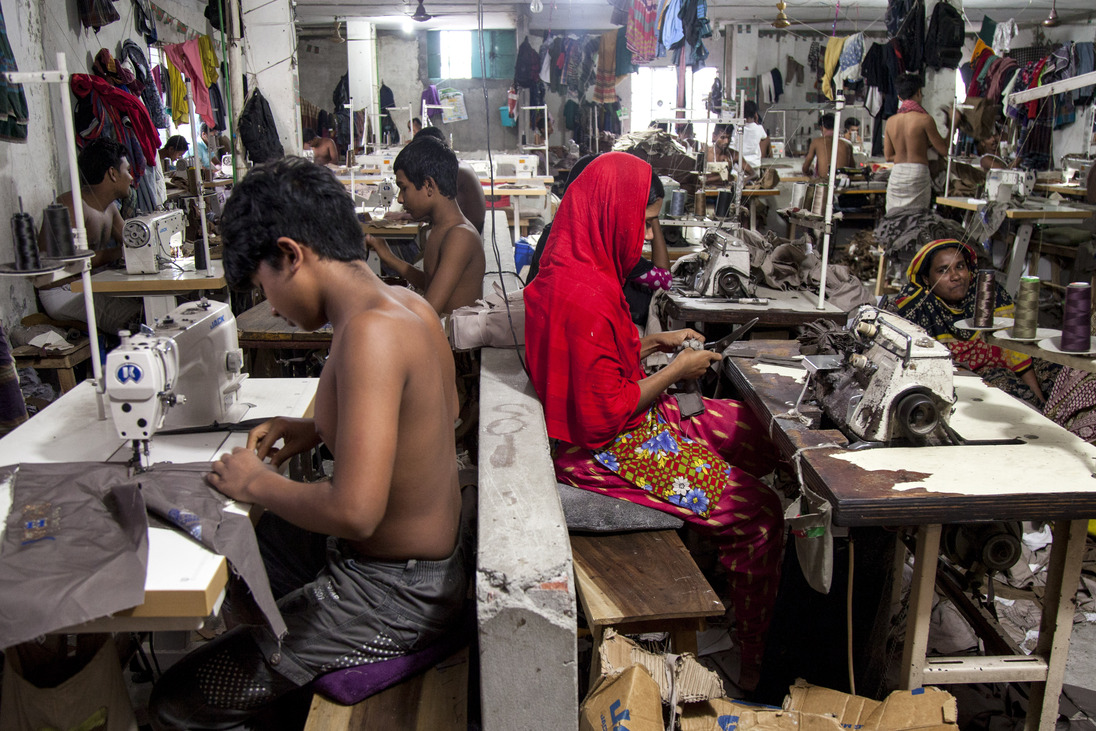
[
  {"left": 366, "top": 136, "right": 486, "bottom": 315},
  {"left": 802, "top": 113, "right": 854, "bottom": 178},
  {"left": 884, "top": 73, "right": 949, "bottom": 212},
  {"left": 39, "top": 138, "right": 141, "bottom": 332},
  {"left": 149, "top": 157, "right": 470, "bottom": 729}
]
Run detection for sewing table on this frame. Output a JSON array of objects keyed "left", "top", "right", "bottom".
[
  {"left": 722, "top": 339, "right": 1096, "bottom": 731},
  {"left": 0, "top": 377, "right": 317, "bottom": 633},
  {"left": 70, "top": 257, "right": 227, "bottom": 326},
  {"left": 662, "top": 288, "right": 846, "bottom": 332}
]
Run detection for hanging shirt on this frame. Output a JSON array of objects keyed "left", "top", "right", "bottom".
[{"left": 164, "top": 40, "right": 216, "bottom": 129}]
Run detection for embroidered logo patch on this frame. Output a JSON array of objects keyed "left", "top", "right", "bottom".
[{"left": 21, "top": 502, "right": 61, "bottom": 545}]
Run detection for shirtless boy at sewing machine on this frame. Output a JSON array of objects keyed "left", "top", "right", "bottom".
[
  {"left": 149, "top": 157, "right": 470, "bottom": 729},
  {"left": 364, "top": 136, "right": 486, "bottom": 315}
]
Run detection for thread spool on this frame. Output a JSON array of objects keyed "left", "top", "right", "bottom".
[
  {"left": 790, "top": 182, "right": 807, "bottom": 209},
  {"left": 1060, "top": 282, "right": 1093, "bottom": 352},
  {"left": 972, "top": 269, "right": 997, "bottom": 328},
  {"left": 11, "top": 212, "right": 40, "bottom": 271},
  {"left": 714, "top": 190, "right": 733, "bottom": 218},
  {"left": 1012, "top": 276, "right": 1041, "bottom": 339},
  {"left": 43, "top": 203, "right": 75, "bottom": 258},
  {"left": 669, "top": 189, "right": 686, "bottom": 217},
  {"left": 694, "top": 190, "right": 706, "bottom": 218}
]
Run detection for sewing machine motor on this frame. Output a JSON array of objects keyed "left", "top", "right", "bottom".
[
  {"left": 806, "top": 306, "right": 956, "bottom": 444},
  {"left": 105, "top": 299, "right": 249, "bottom": 462}
]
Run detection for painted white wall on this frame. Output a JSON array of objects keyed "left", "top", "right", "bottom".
[
  {"left": 298, "top": 36, "right": 349, "bottom": 112},
  {"left": 241, "top": 0, "right": 300, "bottom": 155}
]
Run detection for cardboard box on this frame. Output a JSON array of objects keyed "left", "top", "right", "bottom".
[
  {"left": 681, "top": 698, "right": 845, "bottom": 731},
  {"left": 598, "top": 630, "right": 725, "bottom": 705},
  {"left": 580, "top": 665, "right": 664, "bottom": 731},
  {"left": 784, "top": 680, "right": 958, "bottom": 730}
]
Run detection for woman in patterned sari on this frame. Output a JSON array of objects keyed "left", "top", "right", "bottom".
[{"left": 523, "top": 152, "right": 783, "bottom": 692}]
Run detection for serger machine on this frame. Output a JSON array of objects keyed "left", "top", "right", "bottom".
[
  {"left": 120, "top": 210, "right": 185, "bottom": 274},
  {"left": 803, "top": 306, "right": 956, "bottom": 445},
  {"left": 674, "top": 227, "right": 754, "bottom": 299},
  {"left": 104, "top": 298, "right": 249, "bottom": 467}
]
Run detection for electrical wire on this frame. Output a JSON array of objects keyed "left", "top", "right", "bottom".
[
  {"left": 477, "top": 0, "right": 526, "bottom": 369},
  {"left": 846, "top": 535, "right": 856, "bottom": 696}
]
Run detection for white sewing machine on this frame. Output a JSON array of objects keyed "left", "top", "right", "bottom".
[
  {"left": 355, "top": 153, "right": 398, "bottom": 175},
  {"left": 986, "top": 168, "right": 1035, "bottom": 202},
  {"left": 805, "top": 306, "right": 956, "bottom": 444},
  {"left": 104, "top": 298, "right": 249, "bottom": 467},
  {"left": 492, "top": 154, "right": 538, "bottom": 178},
  {"left": 121, "top": 210, "right": 185, "bottom": 274}
]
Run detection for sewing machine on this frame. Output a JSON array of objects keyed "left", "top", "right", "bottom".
[
  {"left": 355, "top": 153, "right": 397, "bottom": 175},
  {"left": 673, "top": 227, "right": 754, "bottom": 299},
  {"left": 121, "top": 210, "right": 185, "bottom": 274},
  {"left": 1061, "top": 154, "right": 1095, "bottom": 185},
  {"left": 803, "top": 306, "right": 956, "bottom": 445},
  {"left": 104, "top": 298, "right": 249, "bottom": 467},
  {"left": 986, "top": 168, "right": 1035, "bottom": 202},
  {"left": 361, "top": 177, "right": 397, "bottom": 211},
  {"left": 492, "top": 154, "right": 538, "bottom": 178}
]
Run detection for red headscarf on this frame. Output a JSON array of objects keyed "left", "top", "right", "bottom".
[{"left": 524, "top": 152, "right": 652, "bottom": 449}]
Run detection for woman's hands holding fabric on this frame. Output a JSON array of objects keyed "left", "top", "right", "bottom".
[
  {"left": 246, "top": 417, "right": 322, "bottom": 468},
  {"left": 641, "top": 329, "right": 704, "bottom": 358}
]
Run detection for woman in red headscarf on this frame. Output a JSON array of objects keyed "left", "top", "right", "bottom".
[{"left": 524, "top": 152, "right": 783, "bottom": 691}]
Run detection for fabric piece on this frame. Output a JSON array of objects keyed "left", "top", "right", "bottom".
[
  {"left": 70, "top": 74, "right": 160, "bottom": 178},
  {"left": 164, "top": 40, "right": 216, "bottom": 129},
  {"left": 993, "top": 18, "right": 1018, "bottom": 56},
  {"left": 421, "top": 84, "right": 442, "bottom": 120},
  {"left": 198, "top": 35, "right": 219, "bottom": 86},
  {"left": 836, "top": 32, "right": 865, "bottom": 87},
  {"left": 1044, "top": 367, "right": 1096, "bottom": 442},
  {"left": 77, "top": 0, "right": 119, "bottom": 30},
  {"left": 165, "top": 57, "right": 186, "bottom": 125},
  {"left": 208, "top": 82, "right": 226, "bottom": 132},
  {"left": 0, "top": 3, "right": 27, "bottom": 145},
  {"left": 593, "top": 30, "right": 619, "bottom": 104},
  {"left": 121, "top": 40, "right": 169, "bottom": 129},
  {"left": 0, "top": 641, "right": 138, "bottom": 731},
  {"left": 615, "top": 26, "right": 636, "bottom": 76},
  {"left": 524, "top": 152, "right": 651, "bottom": 448},
  {"left": 0, "top": 462, "right": 148, "bottom": 648},
  {"left": 822, "top": 36, "right": 846, "bottom": 100},
  {"left": 786, "top": 55, "right": 804, "bottom": 85},
  {"left": 92, "top": 48, "right": 135, "bottom": 88},
  {"left": 554, "top": 393, "right": 783, "bottom": 675},
  {"left": 886, "top": 162, "right": 932, "bottom": 211},
  {"left": 556, "top": 482, "right": 684, "bottom": 532},
  {"left": 238, "top": 89, "right": 284, "bottom": 164}
]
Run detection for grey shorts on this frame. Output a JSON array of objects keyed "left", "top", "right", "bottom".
[{"left": 251, "top": 497, "right": 473, "bottom": 686}]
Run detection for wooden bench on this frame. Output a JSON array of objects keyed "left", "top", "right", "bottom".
[
  {"left": 12, "top": 338, "right": 91, "bottom": 394},
  {"left": 571, "top": 530, "right": 725, "bottom": 687},
  {"left": 303, "top": 646, "right": 469, "bottom": 731}
]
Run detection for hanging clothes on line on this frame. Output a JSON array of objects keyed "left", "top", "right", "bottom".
[
  {"left": 121, "top": 40, "right": 169, "bottom": 129},
  {"left": 70, "top": 74, "right": 160, "bottom": 179},
  {"left": 163, "top": 40, "right": 216, "bottom": 129},
  {"left": 0, "top": 1, "right": 28, "bottom": 142}
]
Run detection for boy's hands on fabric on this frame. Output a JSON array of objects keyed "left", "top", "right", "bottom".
[
  {"left": 246, "top": 417, "right": 321, "bottom": 468},
  {"left": 206, "top": 447, "right": 274, "bottom": 501},
  {"left": 671, "top": 348, "right": 723, "bottom": 381}
]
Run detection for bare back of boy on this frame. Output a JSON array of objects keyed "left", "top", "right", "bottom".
[
  {"left": 884, "top": 113, "right": 948, "bottom": 165},
  {"left": 421, "top": 218, "right": 486, "bottom": 314},
  {"left": 310, "top": 277, "right": 461, "bottom": 562}
]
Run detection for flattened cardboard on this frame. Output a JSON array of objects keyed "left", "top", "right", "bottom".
[
  {"left": 680, "top": 698, "right": 845, "bottom": 731},
  {"left": 783, "top": 679, "right": 959, "bottom": 730},
  {"left": 580, "top": 665, "right": 664, "bottom": 731},
  {"left": 598, "top": 629, "right": 725, "bottom": 704}
]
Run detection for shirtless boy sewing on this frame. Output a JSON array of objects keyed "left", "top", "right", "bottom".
[
  {"left": 365, "top": 136, "right": 486, "bottom": 315},
  {"left": 149, "top": 157, "right": 470, "bottom": 729}
]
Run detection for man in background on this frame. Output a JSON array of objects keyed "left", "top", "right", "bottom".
[
  {"left": 728, "top": 101, "right": 771, "bottom": 178},
  {"left": 802, "top": 113, "right": 854, "bottom": 178},
  {"left": 884, "top": 73, "right": 949, "bottom": 211}
]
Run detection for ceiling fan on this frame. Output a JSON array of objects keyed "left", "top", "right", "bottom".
[{"left": 410, "top": 0, "right": 433, "bottom": 22}]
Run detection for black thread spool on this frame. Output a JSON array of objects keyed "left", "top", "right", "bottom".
[
  {"left": 1060, "top": 282, "right": 1093, "bottom": 352},
  {"left": 714, "top": 190, "right": 733, "bottom": 218},
  {"left": 11, "top": 212, "right": 40, "bottom": 271},
  {"left": 972, "top": 269, "right": 997, "bottom": 328},
  {"left": 42, "top": 203, "right": 75, "bottom": 258}
]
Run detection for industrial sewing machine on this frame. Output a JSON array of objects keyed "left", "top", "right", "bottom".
[
  {"left": 1061, "top": 154, "right": 1095, "bottom": 185},
  {"left": 803, "top": 306, "right": 956, "bottom": 445},
  {"left": 121, "top": 210, "right": 185, "bottom": 274},
  {"left": 986, "top": 168, "right": 1036, "bottom": 202},
  {"left": 104, "top": 298, "right": 249, "bottom": 467},
  {"left": 673, "top": 226, "right": 754, "bottom": 299}
]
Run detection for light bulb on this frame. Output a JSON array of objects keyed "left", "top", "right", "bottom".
[{"left": 530, "top": 0, "right": 543, "bottom": 13}]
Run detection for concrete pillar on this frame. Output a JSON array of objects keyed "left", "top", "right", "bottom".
[
  {"left": 347, "top": 20, "right": 379, "bottom": 148},
  {"left": 241, "top": 0, "right": 300, "bottom": 154}
]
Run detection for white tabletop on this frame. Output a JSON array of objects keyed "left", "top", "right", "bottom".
[
  {"left": 72, "top": 257, "right": 227, "bottom": 295},
  {"left": 0, "top": 378, "right": 317, "bottom": 631}
]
